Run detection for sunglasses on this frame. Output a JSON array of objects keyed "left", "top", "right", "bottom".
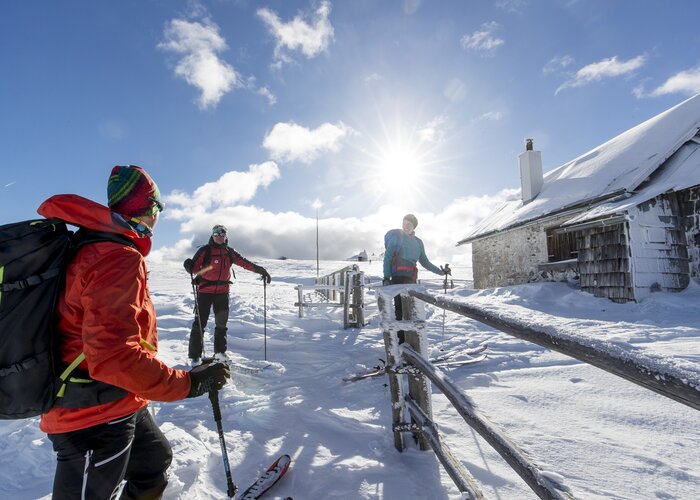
[
  {"left": 148, "top": 196, "right": 165, "bottom": 214},
  {"left": 213, "top": 231, "right": 226, "bottom": 237}
]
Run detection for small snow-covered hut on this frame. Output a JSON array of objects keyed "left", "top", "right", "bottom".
[
  {"left": 458, "top": 93, "right": 700, "bottom": 302},
  {"left": 347, "top": 250, "right": 368, "bottom": 262}
]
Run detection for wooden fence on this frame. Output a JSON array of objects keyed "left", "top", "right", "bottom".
[
  {"left": 294, "top": 265, "right": 365, "bottom": 329},
  {"left": 377, "top": 285, "right": 700, "bottom": 499}
]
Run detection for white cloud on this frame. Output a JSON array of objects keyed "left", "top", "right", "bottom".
[
  {"left": 543, "top": 55, "right": 574, "bottom": 75},
  {"left": 556, "top": 54, "right": 647, "bottom": 94},
  {"left": 164, "top": 162, "right": 280, "bottom": 217},
  {"left": 262, "top": 121, "right": 351, "bottom": 164},
  {"left": 417, "top": 115, "right": 448, "bottom": 144},
  {"left": 650, "top": 65, "right": 700, "bottom": 97},
  {"left": 243, "top": 76, "right": 277, "bottom": 105},
  {"left": 364, "top": 73, "right": 383, "bottom": 84},
  {"left": 159, "top": 18, "right": 238, "bottom": 109},
  {"left": 477, "top": 110, "right": 504, "bottom": 121},
  {"left": 460, "top": 22, "right": 504, "bottom": 57},
  {"left": 444, "top": 78, "right": 467, "bottom": 102},
  {"left": 257, "top": 0, "right": 334, "bottom": 67},
  {"left": 495, "top": 0, "right": 528, "bottom": 14},
  {"left": 403, "top": 0, "right": 422, "bottom": 15},
  {"left": 151, "top": 191, "right": 512, "bottom": 267}
]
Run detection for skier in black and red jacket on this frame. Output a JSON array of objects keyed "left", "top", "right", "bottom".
[{"left": 183, "top": 224, "right": 271, "bottom": 365}]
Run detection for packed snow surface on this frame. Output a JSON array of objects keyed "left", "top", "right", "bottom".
[{"left": 1, "top": 258, "right": 699, "bottom": 499}]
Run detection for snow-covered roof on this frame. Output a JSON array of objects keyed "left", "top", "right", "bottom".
[
  {"left": 459, "top": 93, "right": 700, "bottom": 244},
  {"left": 564, "top": 135, "right": 700, "bottom": 226}
]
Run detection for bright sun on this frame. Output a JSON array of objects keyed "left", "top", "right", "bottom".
[{"left": 376, "top": 144, "right": 424, "bottom": 192}]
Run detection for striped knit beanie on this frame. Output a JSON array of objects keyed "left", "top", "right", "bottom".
[{"left": 107, "top": 165, "right": 162, "bottom": 217}]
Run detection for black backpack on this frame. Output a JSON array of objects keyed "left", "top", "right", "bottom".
[{"left": 0, "top": 218, "right": 132, "bottom": 419}]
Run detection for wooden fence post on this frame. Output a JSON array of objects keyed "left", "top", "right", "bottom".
[
  {"left": 401, "top": 294, "right": 432, "bottom": 451},
  {"left": 296, "top": 286, "right": 303, "bottom": 318},
  {"left": 378, "top": 292, "right": 405, "bottom": 452},
  {"left": 353, "top": 271, "right": 364, "bottom": 327},
  {"left": 343, "top": 274, "right": 351, "bottom": 329}
]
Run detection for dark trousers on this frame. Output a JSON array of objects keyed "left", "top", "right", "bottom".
[
  {"left": 390, "top": 276, "right": 415, "bottom": 343},
  {"left": 189, "top": 292, "right": 230, "bottom": 359},
  {"left": 48, "top": 407, "right": 172, "bottom": 500}
]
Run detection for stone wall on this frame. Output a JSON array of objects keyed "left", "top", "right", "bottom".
[{"left": 472, "top": 220, "right": 553, "bottom": 289}]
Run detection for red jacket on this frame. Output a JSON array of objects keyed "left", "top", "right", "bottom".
[
  {"left": 191, "top": 238, "right": 258, "bottom": 294},
  {"left": 38, "top": 194, "right": 191, "bottom": 434}
]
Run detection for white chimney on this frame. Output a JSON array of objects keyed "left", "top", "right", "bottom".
[{"left": 519, "top": 138, "right": 543, "bottom": 203}]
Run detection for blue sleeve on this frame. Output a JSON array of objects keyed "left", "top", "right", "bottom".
[
  {"left": 383, "top": 232, "right": 397, "bottom": 279},
  {"left": 417, "top": 239, "right": 442, "bottom": 275}
]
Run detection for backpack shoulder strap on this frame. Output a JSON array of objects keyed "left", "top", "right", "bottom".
[
  {"left": 385, "top": 229, "right": 403, "bottom": 251},
  {"left": 73, "top": 230, "right": 138, "bottom": 252},
  {"left": 202, "top": 244, "right": 212, "bottom": 267}
]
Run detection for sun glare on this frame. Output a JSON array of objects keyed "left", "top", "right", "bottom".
[{"left": 375, "top": 144, "right": 425, "bottom": 194}]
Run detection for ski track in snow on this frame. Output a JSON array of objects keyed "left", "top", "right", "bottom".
[{"left": 1, "top": 259, "right": 699, "bottom": 499}]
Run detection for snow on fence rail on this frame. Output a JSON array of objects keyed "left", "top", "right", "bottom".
[
  {"left": 294, "top": 265, "right": 365, "bottom": 328},
  {"left": 408, "top": 289, "right": 700, "bottom": 412},
  {"left": 377, "top": 284, "right": 700, "bottom": 499},
  {"left": 377, "top": 285, "right": 573, "bottom": 500}
]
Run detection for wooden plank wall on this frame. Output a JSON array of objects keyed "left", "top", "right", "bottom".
[
  {"left": 627, "top": 193, "right": 690, "bottom": 301},
  {"left": 680, "top": 185, "right": 700, "bottom": 278},
  {"left": 577, "top": 223, "right": 634, "bottom": 302}
]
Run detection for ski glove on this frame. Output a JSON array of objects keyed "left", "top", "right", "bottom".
[
  {"left": 256, "top": 266, "right": 272, "bottom": 284},
  {"left": 183, "top": 258, "right": 194, "bottom": 274},
  {"left": 188, "top": 362, "right": 230, "bottom": 398}
]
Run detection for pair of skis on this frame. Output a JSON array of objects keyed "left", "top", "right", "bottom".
[
  {"left": 237, "top": 454, "right": 292, "bottom": 499},
  {"left": 208, "top": 388, "right": 291, "bottom": 499},
  {"left": 343, "top": 343, "right": 488, "bottom": 382}
]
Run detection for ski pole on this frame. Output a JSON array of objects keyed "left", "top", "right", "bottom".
[
  {"left": 441, "top": 264, "right": 450, "bottom": 346},
  {"left": 190, "top": 272, "right": 207, "bottom": 358},
  {"left": 263, "top": 278, "right": 268, "bottom": 361},
  {"left": 209, "top": 388, "right": 238, "bottom": 498}
]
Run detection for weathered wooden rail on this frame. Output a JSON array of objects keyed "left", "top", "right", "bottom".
[
  {"left": 294, "top": 265, "right": 365, "bottom": 328},
  {"left": 409, "top": 289, "right": 700, "bottom": 412},
  {"left": 378, "top": 285, "right": 700, "bottom": 497}
]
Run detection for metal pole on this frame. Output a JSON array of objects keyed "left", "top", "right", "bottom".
[
  {"left": 441, "top": 265, "right": 448, "bottom": 345},
  {"left": 263, "top": 278, "right": 267, "bottom": 361},
  {"left": 190, "top": 272, "right": 206, "bottom": 359},
  {"left": 209, "top": 389, "right": 237, "bottom": 498},
  {"left": 316, "top": 208, "right": 319, "bottom": 278}
]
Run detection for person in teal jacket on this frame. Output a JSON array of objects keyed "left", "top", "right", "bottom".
[
  {"left": 383, "top": 213, "right": 446, "bottom": 286},
  {"left": 383, "top": 214, "right": 449, "bottom": 341}
]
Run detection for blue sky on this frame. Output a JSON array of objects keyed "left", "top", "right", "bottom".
[{"left": 3, "top": 0, "right": 700, "bottom": 265}]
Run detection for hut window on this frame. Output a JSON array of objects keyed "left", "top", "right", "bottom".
[{"left": 546, "top": 229, "right": 578, "bottom": 262}]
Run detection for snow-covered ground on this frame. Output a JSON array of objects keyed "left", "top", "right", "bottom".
[{"left": 1, "top": 258, "right": 699, "bottom": 499}]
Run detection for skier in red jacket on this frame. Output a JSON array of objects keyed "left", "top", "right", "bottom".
[
  {"left": 39, "top": 165, "right": 230, "bottom": 499},
  {"left": 184, "top": 224, "right": 271, "bottom": 364}
]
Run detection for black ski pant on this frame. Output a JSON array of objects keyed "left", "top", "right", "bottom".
[
  {"left": 390, "top": 275, "right": 415, "bottom": 344},
  {"left": 189, "top": 291, "right": 230, "bottom": 359},
  {"left": 48, "top": 407, "right": 172, "bottom": 500}
]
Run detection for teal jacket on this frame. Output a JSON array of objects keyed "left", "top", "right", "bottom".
[{"left": 383, "top": 229, "right": 442, "bottom": 280}]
